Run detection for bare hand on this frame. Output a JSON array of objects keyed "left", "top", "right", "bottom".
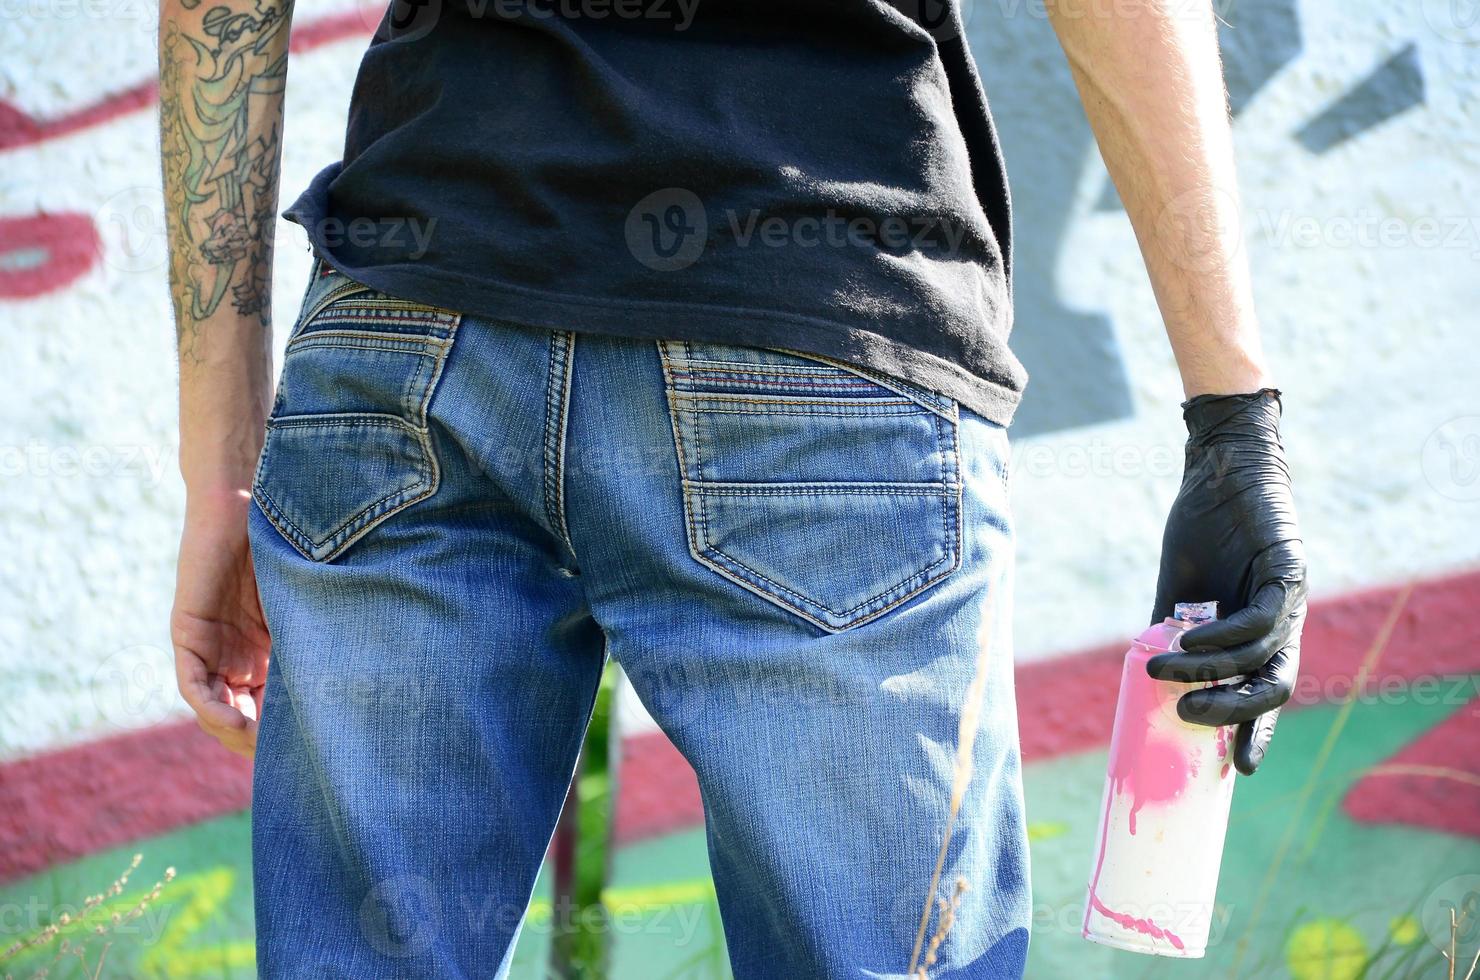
[{"left": 171, "top": 489, "right": 270, "bottom": 758}]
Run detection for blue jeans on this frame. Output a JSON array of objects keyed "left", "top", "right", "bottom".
[{"left": 248, "top": 258, "right": 1030, "bottom": 978}]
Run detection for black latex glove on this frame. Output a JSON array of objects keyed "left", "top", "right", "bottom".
[{"left": 1146, "top": 389, "right": 1307, "bottom": 776}]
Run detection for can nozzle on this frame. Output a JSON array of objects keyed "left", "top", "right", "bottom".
[{"left": 1173, "top": 601, "right": 1219, "bottom": 626}]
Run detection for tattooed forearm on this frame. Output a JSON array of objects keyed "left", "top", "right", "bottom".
[{"left": 160, "top": 0, "right": 292, "bottom": 360}]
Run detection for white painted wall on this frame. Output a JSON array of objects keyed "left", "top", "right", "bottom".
[{"left": 2, "top": 1, "right": 1476, "bottom": 754}]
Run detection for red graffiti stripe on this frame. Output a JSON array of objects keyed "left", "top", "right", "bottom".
[
  {"left": 0, "top": 83, "right": 156, "bottom": 154},
  {"left": 1, "top": 567, "right": 1477, "bottom": 883},
  {"left": 0, "top": 8, "right": 376, "bottom": 154},
  {"left": 1343, "top": 699, "right": 1480, "bottom": 838},
  {"left": 0, "top": 9, "right": 377, "bottom": 302},
  {"left": 0, "top": 723, "right": 252, "bottom": 884},
  {"left": 0, "top": 214, "right": 101, "bottom": 299},
  {"left": 614, "top": 731, "right": 701, "bottom": 845},
  {"left": 616, "top": 567, "right": 1480, "bottom": 849},
  {"left": 1015, "top": 567, "right": 1480, "bottom": 763}
]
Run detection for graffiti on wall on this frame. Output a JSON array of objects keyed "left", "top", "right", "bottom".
[{"left": 2, "top": 0, "right": 1477, "bottom": 976}]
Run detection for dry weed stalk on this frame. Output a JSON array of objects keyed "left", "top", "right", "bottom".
[
  {"left": 0, "top": 854, "right": 175, "bottom": 980},
  {"left": 1442, "top": 905, "right": 1480, "bottom": 980},
  {"left": 907, "top": 609, "right": 994, "bottom": 977},
  {"left": 913, "top": 877, "right": 969, "bottom": 979}
]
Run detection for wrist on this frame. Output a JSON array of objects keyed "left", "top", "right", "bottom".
[
  {"left": 1182, "top": 387, "right": 1282, "bottom": 410},
  {"left": 181, "top": 448, "right": 258, "bottom": 508},
  {"left": 179, "top": 427, "right": 264, "bottom": 495},
  {"left": 1179, "top": 356, "right": 1274, "bottom": 400},
  {"left": 1182, "top": 388, "right": 1284, "bottom": 444},
  {"left": 184, "top": 483, "right": 255, "bottom": 515}
]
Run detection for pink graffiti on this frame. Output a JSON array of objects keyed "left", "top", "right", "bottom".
[
  {"left": 1082, "top": 629, "right": 1193, "bottom": 949},
  {"left": 1106, "top": 647, "right": 1193, "bottom": 834},
  {"left": 1085, "top": 802, "right": 1188, "bottom": 950}
]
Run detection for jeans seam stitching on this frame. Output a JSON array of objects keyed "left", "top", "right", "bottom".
[
  {"left": 686, "top": 484, "right": 955, "bottom": 496},
  {"left": 657, "top": 339, "right": 964, "bottom": 630},
  {"left": 253, "top": 302, "right": 460, "bottom": 562},
  {"left": 766, "top": 347, "right": 957, "bottom": 422},
  {"left": 657, "top": 341, "right": 709, "bottom": 564},
  {"left": 404, "top": 345, "right": 430, "bottom": 421},
  {"left": 266, "top": 414, "right": 422, "bottom": 430},
  {"left": 284, "top": 341, "right": 438, "bottom": 356},
  {"left": 684, "top": 341, "right": 720, "bottom": 553},
  {"left": 698, "top": 542, "right": 953, "bottom": 619},
  {"left": 416, "top": 314, "right": 459, "bottom": 422},
  {"left": 543, "top": 330, "right": 577, "bottom": 557},
  {"left": 254, "top": 472, "right": 431, "bottom": 557},
  {"left": 670, "top": 396, "right": 920, "bottom": 413}
]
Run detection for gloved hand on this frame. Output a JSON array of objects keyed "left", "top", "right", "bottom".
[{"left": 1145, "top": 389, "right": 1307, "bottom": 776}]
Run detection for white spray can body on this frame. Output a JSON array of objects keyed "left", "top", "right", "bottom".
[{"left": 1082, "top": 601, "right": 1239, "bottom": 958}]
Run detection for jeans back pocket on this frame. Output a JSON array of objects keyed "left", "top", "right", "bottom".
[
  {"left": 658, "top": 340, "right": 962, "bottom": 632},
  {"left": 252, "top": 261, "right": 461, "bottom": 562}
]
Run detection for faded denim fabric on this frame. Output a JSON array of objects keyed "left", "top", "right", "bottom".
[{"left": 248, "top": 257, "right": 1031, "bottom": 979}]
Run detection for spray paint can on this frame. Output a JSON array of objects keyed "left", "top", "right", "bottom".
[{"left": 1082, "top": 601, "right": 1238, "bottom": 958}]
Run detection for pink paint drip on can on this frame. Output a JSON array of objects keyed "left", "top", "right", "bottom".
[{"left": 1082, "top": 601, "right": 1239, "bottom": 958}]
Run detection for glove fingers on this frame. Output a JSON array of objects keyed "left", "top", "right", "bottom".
[
  {"left": 1179, "top": 577, "right": 1296, "bottom": 652},
  {"left": 1233, "top": 708, "right": 1283, "bottom": 775},
  {"left": 1173, "top": 646, "right": 1297, "bottom": 728},
  {"left": 1146, "top": 613, "right": 1293, "bottom": 682}
]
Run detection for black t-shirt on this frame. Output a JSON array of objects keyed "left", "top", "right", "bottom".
[{"left": 283, "top": 0, "right": 1027, "bottom": 425}]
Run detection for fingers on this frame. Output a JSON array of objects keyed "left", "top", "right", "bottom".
[
  {"left": 1180, "top": 577, "right": 1298, "bottom": 652},
  {"left": 176, "top": 651, "right": 244, "bottom": 728},
  {"left": 1146, "top": 573, "right": 1306, "bottom": 682},
  {"left": 1146, "top": 614, "right": 1292, "bottom": 682},
  {"left": 1233, "top": 708, "right": 1282, "bottom": 775},
  {"left": 193, "top": 711, "right": 258, "bottom": 759},
  {"left": 176, "top": 649, "right": 259, "bottom": 757},
  {"left": 1173, "top": 644, "right": 1297, "bottom": 729}
]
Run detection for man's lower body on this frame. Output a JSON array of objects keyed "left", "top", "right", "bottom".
[{"left": 248, "top": 258, "right": 1030, "bottom": 978}]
